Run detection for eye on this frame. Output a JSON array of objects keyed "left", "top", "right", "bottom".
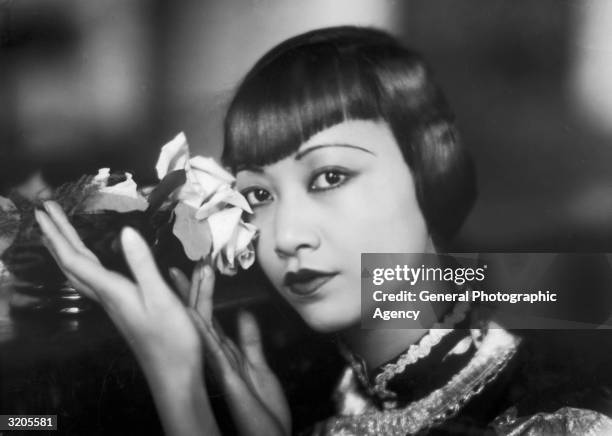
[
  {"left": 242, "top": 187, "right": 273, "bottom": 208},
  {"left": 309, "top": 168, "right": 351, "bottom": 191}
]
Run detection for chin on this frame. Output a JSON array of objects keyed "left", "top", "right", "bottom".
[{"left": 297, "top": 305, "right": 360, "bottom": 333}]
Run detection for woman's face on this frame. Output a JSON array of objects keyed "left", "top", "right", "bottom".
[{"left": 236, "top": 120, "right": 431, "bottom": 332}]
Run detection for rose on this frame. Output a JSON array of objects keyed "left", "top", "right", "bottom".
[
  {"left": 206, "top": 207, "right": 257, "bottom": 275},
  {"left": 87, "top": 168, "right": 149, "bottom": 212},
  {"left": 156, "top": 133, "right": 257, "bottom": 275},
  {"left": 93, "top": 168, "right": 141, "bottom": 199}
]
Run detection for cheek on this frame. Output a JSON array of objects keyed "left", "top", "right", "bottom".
[
  {"left": 371, "top": 192, "right": 429, "bottom": 251},
  {"left": 251, "top": 216, "right": 283, "bottom": 286},
  {"left": 369, "top": 165, "right": 429, "bottom": 251},
  {"left": 329, "top": 176, "right": 429, "bottom": 254}
]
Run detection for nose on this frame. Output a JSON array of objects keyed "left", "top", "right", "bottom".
[{"left": 273, "top": 196, "right": 321, "bottom": 258}]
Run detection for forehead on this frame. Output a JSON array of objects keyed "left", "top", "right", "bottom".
[{"left": 298, "top": 119, "right": 393, "bottom": 151}]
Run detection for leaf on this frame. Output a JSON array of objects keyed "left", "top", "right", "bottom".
[
  {"left": 0, "top": 196, "right": 18, "bottom": 213},
  {"left": 85, "top": 192, "right": 149, "bottom": 213},
  {"left": 0, "top": 196, "right": 20, "bottom": 256},
  {"left": 53, "top": 175, "right": 98, "bottom": 215},
  {"left": 146, "top": 170, "right": 187, "bottom": 215},
  {"left": 172, "top": 202, "right": 212, "bottom": 261}
]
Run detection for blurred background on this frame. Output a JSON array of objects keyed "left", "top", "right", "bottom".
[
  {"left": 3, "top": 2, "right": 612, "bottom": 433},
  {"left": 2, "top": 0, "right": 612, "bottom": 251}
]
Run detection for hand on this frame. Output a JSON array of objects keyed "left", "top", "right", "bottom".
[
  {"left": 171, "top": 267, "right": 292, "bottom": 436},
  {"left": 35, "top": 201, "right": 220, "bottom": 436},
  {"left": 35, "top": 201, "right": 201, "bottom": 369}
]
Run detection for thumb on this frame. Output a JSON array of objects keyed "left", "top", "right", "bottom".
[
  {"left": 193, "top": 261, "right": 215, "bottom": 320},
  {"left": 169, "top": 267, "right": 190, "bottom": 303},
  {"left": 237, "top": 311, "right": 267, "bottom": 368}
]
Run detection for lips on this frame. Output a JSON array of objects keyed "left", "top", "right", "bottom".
[{"left": 284, "top": 269, "right": 338, "bottom": 297}]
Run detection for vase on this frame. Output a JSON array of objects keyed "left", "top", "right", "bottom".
[{"left": 9, "top": 280, "right": 93, "bottom": 317}]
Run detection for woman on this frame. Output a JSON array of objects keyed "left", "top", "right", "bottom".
[{"left": 35, "top": 26, "right": 612, "bottom": 435}]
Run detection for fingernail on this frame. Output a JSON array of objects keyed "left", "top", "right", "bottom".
[
  {"left": 169, "top": 267, "right": 179, "bottom": 278},
  {"left": 34, "top": 208, "right": 45, "bottom": 224},
  {"left": 42, "top": 200, "right": 54, "bottom": 213},
  {"left": 201, "top": 264, "right": 212, "bottom": 279},
  {"left": 121, "top": 227, "right": 139, "bottom": 246}
]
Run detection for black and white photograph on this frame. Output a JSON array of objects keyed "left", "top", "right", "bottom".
[{"left": 2, "top": 1, "right": 612, "bottom": 435}]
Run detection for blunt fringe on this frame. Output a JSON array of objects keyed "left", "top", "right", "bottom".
[{"left": 223, "top": 26, "right": 476, "bottom": 245}]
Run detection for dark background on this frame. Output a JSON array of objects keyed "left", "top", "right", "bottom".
[{"left": 2, "top": 0, "right": 612, "bottom": 251}]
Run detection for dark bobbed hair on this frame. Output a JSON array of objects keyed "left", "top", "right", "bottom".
[{"left": 223, "top": 26, "right": 476, "bottom": 245}]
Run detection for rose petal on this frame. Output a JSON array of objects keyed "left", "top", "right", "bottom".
[
  {"left": 221, "top": 217, "right": 255, "bottom": 261},
  {"left": 207, "top": 207, "right": 243, "bottom": 257},
  {"left": 189, "top": 156, "right": 235, "bottom": 184},
  {"left": 186, "top": 165, "right": 225, "bottom": 196},
  {"left": 85, "top": 192, "right": 149, "bottom": 212},
  {"left": 156, "top": 132, "right": 190, "bottom": 180},
  {"left": 195, "top": 184, "right": 252, "bottom": 220},
  {"left": 177, "top": 180, "right": 207, "bottom": 209},
  {"left": 223, "top": 226, "right": 239, "bottom": 266},
  {"left": 172, "top": 202, "right": 213, "bottom": 261},
  {"left": 99, "top": 172, "right": 141, "bottom": 199},
  {"left": 215, "top": 251, "right": 237, "bottom": 276},
  {"left": 217, "top": 220, "right": 257, "bottom": 275},
  {"left": 234, "top": 221, "right": 258, "bottom": 252},
  {"left": 93, "top": 168, "right": 111, "bottom": 185},
  {"left": 237, "top": 245, "right": 256, "bottom": 270}
]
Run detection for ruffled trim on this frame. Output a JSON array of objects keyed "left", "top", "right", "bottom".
[
  {"left": 317, "top": 322, "right": 521, "bottom": 435},
  {"left": 492, "top": 406, "right": 612, "bottom": 436}
]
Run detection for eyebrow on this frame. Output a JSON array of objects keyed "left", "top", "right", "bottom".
[
  {"left": 236, "top": 165, "right": 264, "bottom": 173},
  {"left": 295, "top": 144, "right": 376, "bottom": 160}
]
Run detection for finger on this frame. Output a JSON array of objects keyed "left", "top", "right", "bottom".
[
  {"left": 37, "top": 210, "right": 134, "bottom": 306},
  {"left": 193, "top": 312, "right": 242, "bottom": 373},
  {"left": 65, "top": 275, "right": 100, "bottom": 302},
  {"left": 190, "top": 311, "right": 233, "bottom": 376},
  {"left": 169, "top": 267, "right": 190, "bottom": 303},
  {"left": 188, "top": 262, "right": 203, "bottom": 308},
  {"left": 40, "top": 235, "right": 98, "bottom": 301},
  {"left": 212, "top": 318, "right": 229, "bottom": 340},
  {"left": 221, "top": 334, "right": 243, "bottom": 371},
  {"left": 36, "top": 209, "right": 76, "bottom": 264},
  {"left": 61, "top": 270, "right": 100, "bottom": 303},
  {"left": 207, "top": 317, "right": 239, "bottom": 368},
  {"left": 209, "top": 318, "right": 242, "bottom": 369},
  {"left": 43, "top": 201, "right": 98, "bottom": 261},
  {"left": 120, "top": 227, "right": 166, "bottom": 296},
  {"left": 193, "top": 263, "right": 215, "bottom": 320},
  {"left": 238, "top": 311, "right": 268, "bottom": 368}
]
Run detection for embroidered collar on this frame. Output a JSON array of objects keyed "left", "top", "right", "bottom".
[
  {"left": 325, "top": 321, "right": 522, "bottom": 435},
  {"left": 341, "top": 302, "right": 474, "bottom": 406}
]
